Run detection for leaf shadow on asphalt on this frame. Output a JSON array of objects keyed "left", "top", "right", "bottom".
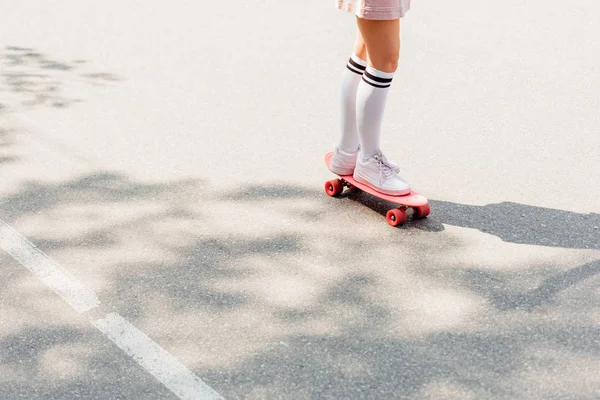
[
  {"left": 0, "top": 125, "right": 17, "bottom": 165},
  {"left": 1, "top": 174, "right": 600, "bottom": 399},
  {"left": 0, "top": 174, "right": 205, "bottom": 400},
  {"left": 1, "top": 44, "right": 600, "bottom": 399},
  {"left": 0, "top": 45, "right": 121, "bottom": 110},
  {"left": 440, "top": 259, "right": 600, "bottom": 312},
  {"left": 0, "top": 324, "right": 176, "bottom": 400},
  {"left": 0, "top": 102, "right": 19, "bottom": 165},
  {"left": 0, "top": 45, "right": 122, "bottom": 173}
]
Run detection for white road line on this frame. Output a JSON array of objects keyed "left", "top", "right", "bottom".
[
  {"left": 93, "top": 313, "right": 224, "bottom": 400},
  {"left": 1, "top": 219, "right": 224, "bottom": 399},
  {"left": 0, "top": 220, "right": 100, "bottom": 313}
]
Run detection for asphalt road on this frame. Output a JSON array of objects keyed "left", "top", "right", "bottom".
[{"left": 1, "top": 1, "right": 599, "bottom": 399}]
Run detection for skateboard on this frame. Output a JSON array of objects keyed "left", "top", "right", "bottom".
[{"left": 324, "top": 152, "right": 430, "bottom": 226}]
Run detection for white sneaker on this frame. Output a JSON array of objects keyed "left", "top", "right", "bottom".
[
  {"left": 353, "top": 151, "right": 411, "bottom": 196},
  {"left": 329, "top": 146, "right": 359, "bottom": 175}
]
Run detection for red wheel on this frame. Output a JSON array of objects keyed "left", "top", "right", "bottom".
[
  {"left": 324, "top": 179, "right": 343, "bottom": 197},
  {"left": 386, "top": 209, "right": 407, "bottom": 227},
  {"left": 413, "top": 204, "right": 431, "bottom": 219}
]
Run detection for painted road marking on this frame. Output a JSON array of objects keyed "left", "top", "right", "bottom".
[
  {"left": 0, "top": 219, "right": 223, "bottom": 399},
  {"left": 93, "top": 313, "right": 224, "bottom": 400},
  {"left": 0, "top": 220, "right": 100, "bottom": 313}
]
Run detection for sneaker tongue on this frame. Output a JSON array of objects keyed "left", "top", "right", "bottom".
[{"left": 380, "top": 153, "right": 400, "bottom": 173}]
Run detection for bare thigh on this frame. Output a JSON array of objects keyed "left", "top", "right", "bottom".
[{"left": 356, "top": 17, "right": 400, "bottom": 72}]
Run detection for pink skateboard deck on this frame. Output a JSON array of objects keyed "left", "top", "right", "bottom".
[{"left": 324, "top": 152, "right": 430, "bottom": 226}]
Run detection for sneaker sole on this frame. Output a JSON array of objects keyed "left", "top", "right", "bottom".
[
  {"left": 353, "top": 172, "right": 411, "bottom": 196},
  {"left": 329, "top": 164, "right": 355, "bottom": 176}
]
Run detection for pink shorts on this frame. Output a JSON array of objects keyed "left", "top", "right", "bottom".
[{"left": 336, "top": 0, "right": 411, "bottom": 20}]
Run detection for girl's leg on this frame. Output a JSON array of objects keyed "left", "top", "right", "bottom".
[
  {"left": 337, "top": 30, "right": 367, "bottom": 153},
  {"left": 330, "top": 30, "right": 368, "bottom": 175},
  {"left": 353, "top": 17, "right": 410, "bottom": 195},
  {"left": 355, "top": 17, "right": 400, "bottom": 159}
]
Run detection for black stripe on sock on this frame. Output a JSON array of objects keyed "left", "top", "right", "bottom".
[
  {"left": 364, "top": 70, "right": 393, "bottom": 84},
  {"left": 346, "top": 64, "right": 364, "bottom": 75},
  {"left": 348, "top": 58, "right": 367, "bottom": 72},
  {"left": 362, "top": 76, "right": 391, "bottom": 88}
]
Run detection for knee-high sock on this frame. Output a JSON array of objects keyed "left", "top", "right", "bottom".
[
  {"left": 337, "top": 53, "right": 367, "bottom": 153},
  {"left": 356, "top": 66, "right": 395, "bottom": 160}
]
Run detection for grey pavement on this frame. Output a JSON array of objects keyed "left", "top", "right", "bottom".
[{"left": 1, "top": 1, "right": 599, "bottom": 399}]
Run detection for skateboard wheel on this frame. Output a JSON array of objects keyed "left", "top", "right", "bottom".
[
  {"left": 386, "top": 209, "right": 406, "bottom": 227},
  {"left": 325, "top": 179, "right": 343, "bottom": 197},
  {"left": 413, "top": 204, "right": 431, "bottom": 219}
]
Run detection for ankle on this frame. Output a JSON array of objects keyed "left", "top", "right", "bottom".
[{"left": 338, "top": 145, "right": 360, "bottom": 154}]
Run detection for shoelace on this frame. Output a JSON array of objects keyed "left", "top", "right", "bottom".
[
  {"left": 382, "top": 154, "right": 400, "bottom": 174},
  {"left": 372, "top": 155, "right": 399, "bottom": 184}
]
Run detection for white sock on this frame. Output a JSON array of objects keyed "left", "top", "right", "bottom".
[
  {"left": 356, "top": 66, "right": 395, "bottom": 160},
  {"left": 337, "top": 53, "right": 367, "bottom": 153}
]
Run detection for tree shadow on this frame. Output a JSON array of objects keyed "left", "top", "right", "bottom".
[
  {"left": 0, "top": 325, "right": 176, "bottom": 399},
  {"left": 199, "top": 263, "right": 600, "bottom": 399},
  {"left": 0, "top": 105, "right": 19, "bottom": 165},
  {"left": 1, "top": 43, "right": 596, "bottom": 399},
  {"left": 0, "top": 45, "right": 121, "bottom": 110},
  {"left": 0, "top": 173, "right": 206, "bottom": 398},
  {"left": 0, "top": 173, "right": 203, "bottom": 223},
  {"left": 447, "top": 258, "right": 600, "bottom": 312},
  {"left": 221, "top": 184, "right": 320, "bottom": 202},
  {"left": 2, "top": 176, "right": 600, "bottom": 399},
  {"left": 107, "top": 234, "right": 304, "bottom": 319},
  {"left": 0, "top": 46, "right": 122, "bottom": 172}
]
